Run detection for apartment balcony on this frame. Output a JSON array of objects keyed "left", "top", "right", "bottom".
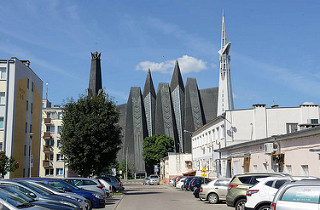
[
  {"left": 43, "top": 132, "right": 52, "bottom": 139},
  {"left": 43, "top": 145, "right": 52, "bottom": 153},
  {"left": 43, "top": 160, "right": 53, "bottom": 168},
  {"left": 44, "top": 118, "right": 52, "bottom": 124}
]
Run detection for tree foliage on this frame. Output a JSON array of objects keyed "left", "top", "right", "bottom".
[
  {"left": 142, "top": 134, "right": 174, "bottom": 167},
  {"left": 0, "top": 151, "right": 19, "bottom": 177},
  {"left": 60, "top": 93, "right": 122, "bottom": 177}
]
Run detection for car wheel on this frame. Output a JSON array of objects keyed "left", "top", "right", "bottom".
[
  {"left": 112, "top": 187, "right": 116, "bottom": 193},
  {"left": 235, "top": 199, "right": 246, "bottom": 210},
  {"left": 199, "top": 197, "right": 206, "bottom": 201},
  {"left": 208, "top": 193, "right": 219, "bottom": 204},
  {"left": 257, "top": 205, "right": 271, "bottom": 210},
  {"left": 86, "top": 199, "right": 92, "bottom": 210}
]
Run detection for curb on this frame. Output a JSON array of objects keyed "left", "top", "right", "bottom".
[{"left": 113, "top": 194, "right": 124, "bottom": 210}]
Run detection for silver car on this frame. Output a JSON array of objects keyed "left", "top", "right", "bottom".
[
  {"left": 149, "top": 175, "right": 159, "bottom": 185},
  {"left": 199, "top": 178, "right": 231, "bottom": 204},
  {"left": 271, "top": 179, "right": 320, "bottom": 210},
  {"left": 64, "top": 178, "right": 106, "bottom": 200}
]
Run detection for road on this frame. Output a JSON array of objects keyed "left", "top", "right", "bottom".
[{"left": 112, "top": 180, "right": 231, "bottom": 210}]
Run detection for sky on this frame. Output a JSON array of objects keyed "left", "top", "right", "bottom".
[{"left": 0, "top": 0, "right": 320, "bottom": 109}]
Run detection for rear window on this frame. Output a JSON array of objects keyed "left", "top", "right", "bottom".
[
  {"left": 238, "top": 176, "right": 252, "bottom": 184},
  {"left": 150, "top": 175, "right": 158, "bottom": 179},
  {"left": 281, "top": 186, "right": 320, "bottom": 204}
]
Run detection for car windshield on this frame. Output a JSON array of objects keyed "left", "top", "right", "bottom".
[
  {"left": 0, "top": 188, "right": 31, "bottom": 207},
  {"left": 35, "top": 182, "right": 65, "bottom": 193},
  {"left": 150, "top": 175, "right": 158, "bottom": 179},
  {"left": 20, "top": 182, "right": 53, "bottom": 196},
  {"left": 0, "top": 186, "right": 34, "bottom": 202}
]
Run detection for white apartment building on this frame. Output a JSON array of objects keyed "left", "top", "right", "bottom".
[
  {"left": 39, "top": 99, "right": 70, "bottom": 177},
  {"left": 0, "top": 58, "right": 43, "bottom": 178},
  {"left": 192, "top": 103, "right": 320, "bottom": 178}
]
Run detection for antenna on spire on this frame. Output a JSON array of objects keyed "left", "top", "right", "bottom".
[
  {"left": 45, "top": 82, "right": 49, "bottom": 100},
  {"left": 221, "top": 9, "right": 227, "bottom": 48}
]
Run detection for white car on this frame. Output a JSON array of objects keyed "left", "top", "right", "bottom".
[
  {"left": 245, "top": 177, "right": 292, "bottom": 210},
  {"left": 176, "top": 178, "right": 186, "bottom": 190},
  {"left": 199, "top": 178, "right": 230, "bottom": 204},
  {"left": 169, "top": 177, "right": 176, "bottom": 186},
  {"left": 149, "top": 175, "right": 159, "bottom": 185}
]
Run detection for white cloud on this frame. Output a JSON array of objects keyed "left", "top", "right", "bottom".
[{"left": 136, "top": 55, "right": 208, "bottom": 74}]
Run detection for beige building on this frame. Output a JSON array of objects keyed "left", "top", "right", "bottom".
[
  {"left": 192, "top": 104, "right": 320, "bottom": 178},
  {"left": 0, "top": 58, "right": 43, "bottom": 178},
  {"left": 217, "top": 126, "right": 320, "bottom": 178},
  {"left": 39, "top": 99, "right": 70, "bottom": 177},
  {"left": 160, "top": 152, "right": 193, "bottom": 184}
]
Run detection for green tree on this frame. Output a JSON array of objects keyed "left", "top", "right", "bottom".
[
  {"left": 60, "top": 93, "right": 122, "bottom": 177},
  {"left": 142, "top": 134, "right": 174, "bottom": 167},
  {"left": 0, "top": 151, "right": 19, "bottom": 177}
]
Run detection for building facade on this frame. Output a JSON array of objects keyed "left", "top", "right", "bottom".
[
  {"left": 0, "top": 57, "right": 43, "bottom": 178},
  {"left": 192, "top": 103, "right": 320, "bottom": 178},
  {"left": 39, "top": 100, "right": 71, "bottom": 177},
  {"left": 118, "top": 14, "right": 233, "bottom": 174},
  {"left": 217, "top": 126, "right": 320, "bottom": 178}
]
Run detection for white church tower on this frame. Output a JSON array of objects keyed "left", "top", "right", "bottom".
[{"left": 217, "top": 12, "right": 234, "bottom": 116}]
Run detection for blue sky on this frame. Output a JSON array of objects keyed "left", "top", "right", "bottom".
[{"left": 1, "top": 0, "right": 320, "bottom": 109}]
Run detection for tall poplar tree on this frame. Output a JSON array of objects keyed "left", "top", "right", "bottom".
[{"left": 60, "top": 93, "right": 122, "bottom": 177}]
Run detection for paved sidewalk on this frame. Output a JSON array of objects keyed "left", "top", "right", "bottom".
[{"left": 103, "top": 194, "right": 124, "bottom": 210}]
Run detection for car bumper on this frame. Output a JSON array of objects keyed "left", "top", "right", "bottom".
[
  {"left": 226, "top": 200, "right": 234, "bottom": 207},
  {"left": 91, "top": 198, "right": 105, "bottom": 208},
  {"left": 199, "top": 193, "right": 207, "bottom": 199},
  {"left": 244, "top": 208, "right": 255, "bottom": 210}
]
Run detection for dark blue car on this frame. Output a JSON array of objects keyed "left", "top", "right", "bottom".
[
  {"left": 183, "top": 177, "right": 194, "bottom": 190},
  {"left": 189, "top": 177, "right": 211, "bottom": 191},
  {"left": 27, "top": 178, "right": 105, "bottom": 209}
]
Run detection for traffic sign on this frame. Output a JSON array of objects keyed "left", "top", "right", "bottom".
[
  {"left": 201, "top": 167, "right": 207, "bottom": 173},
  {"left": 201, "top": 174, "right": 207, "bottom": 177}
]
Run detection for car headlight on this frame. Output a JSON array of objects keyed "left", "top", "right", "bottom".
[{"left": 93, "top": 193, "right": 104, "bottom": 199}]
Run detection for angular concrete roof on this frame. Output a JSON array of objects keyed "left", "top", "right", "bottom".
[
  {"left": 142, "top": 69, "right": 156, "bottom": 99},
  {"left": 170, "top": 60, "right": 184, "bottom": 92},
  {"left": 88, "top": 51, "right": 102, "bottom": 95}
]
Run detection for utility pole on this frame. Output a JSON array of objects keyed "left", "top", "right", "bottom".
[{"left": 126, "top": 147, "right": 128, "bottom": 180}]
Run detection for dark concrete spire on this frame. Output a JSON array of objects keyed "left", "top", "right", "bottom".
[
  {"left": 142, "top": 69, "right": 156, "bottom": 98},
  {"left": 170, "top": 60, "right": 184, "bottom": 91},
  {"left": 88, "top": 51, "right": 103, "bottom": 96}
]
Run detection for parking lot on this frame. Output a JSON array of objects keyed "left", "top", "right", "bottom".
[{"left": 113, "top": 180, "right": 230, "bottom": 210}]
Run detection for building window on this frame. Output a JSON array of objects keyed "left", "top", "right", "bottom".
[
  {"left": 286, "top": 165, "right": 292, "bottom": 174},
  {"left": 56, "top": 168, "right": 63, "bottom": 176},
  {"left": 32, "top": 82, "right": 34, "bottom": 92},
  {"left": 286, "top": 123, "right": 298, "bottom": 134},
  {"left": 58, "top": 112, "right": 62, "bottom": 120},
  {"left": 56, "top": 154, "right": 64, "bottom": 161},
  {"left": 25, "top": 122, "right": 27, "bottom": 133},
  {"left": 26, "top": 100, "right": 28, "bottom": 110},
  {"left": 57, "top": 140, "right": 62, "bottom": 148},
  {"left": 31, "top": 103, "right": 33, "bottom": 114},
  {"left": 45, "top": 153, "right": 54, "bottom": 161},
  {"left": 57, "top": 126, "right": 62, "bottom": 134},
  {"left": 310, "top": 119, "right": 319, "bottom": 124},
  {"left": 301, "top": 165, "right": 309, "bottom": 176},
  {"left": 27, "top": 79, "right": 29, "bottom": 89},
  {"left": 46, "top": 126, "right": 55, "bottom": 133},
  {"left": 252, "top": 165, "right": 258, "bottom": 172},
  {"left": 45, "top": 139, "right": 54, "bottom": 146},
  {"left": 0, "top": 68, "right": 6, "bottom": 80},
  {"left": 29, "top": 124, "right": 32, "bottom": 133},
  {"left": 45, "top": 169, "right": 54, "bottom": 176},
  {"left": 0, "top": 93, "right": 5, "bottom": 105},
  {"left": 0, "top": 118, "right": 4, "bottom": 129}
]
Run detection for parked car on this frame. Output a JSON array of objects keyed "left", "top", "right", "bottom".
[
  {"left": 0, "top": 185, "right": 76, "bottom": 210},
  {"left": 226, "top": 173, "right": 290, "bottom": 210},
  {"left": 183, "top": 177, "right": 194, "bottom": 191},
  {"left": 271, "top": 179, "right": 320, "bottom": 210},
  {"left": 26, "top": 178, "right": 105, "bottom": 209},
  {"left": 64, "top": 177, "right": 106, "bottom": 199},
  {"left": 189, "top": 177, "right": 212, "bottom": 191},
  {"left": 0, "top": 188, "right": 50, "bottom": 210},
  {"left": 169, "top": 177, "right": 176, "bottom": 187},
  {"left": 245, "top": 177, "right": 292, "bottom": 210},
  {"left": 149, "top": 175, "right": 159, "bottom": 185},
  {"left": 0, "top": 180, "right": 80, "bottom": 209},
  {"left": 193, "top": 187, "right": 200, "bottom": 198},
  {"left": 96, "top": 178, "right": 113, "bottom": 198},
  {"left": 174, "top": 176, "right": 183, "bottom": 187},
  {"left": 21, "top": 180, "right": 89, "bottom": 209},
  {"left": 143, "top": 177, "right": 150, "bottom": 185},
  {"left": 199, "top": 178, "right": 231, "bottom": 204},
  {"left": 176, "top": 178, "right": 186, "bottom": 190},
  {"left": 97, "top": 176, "right": 124, "bottom": 192}
]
